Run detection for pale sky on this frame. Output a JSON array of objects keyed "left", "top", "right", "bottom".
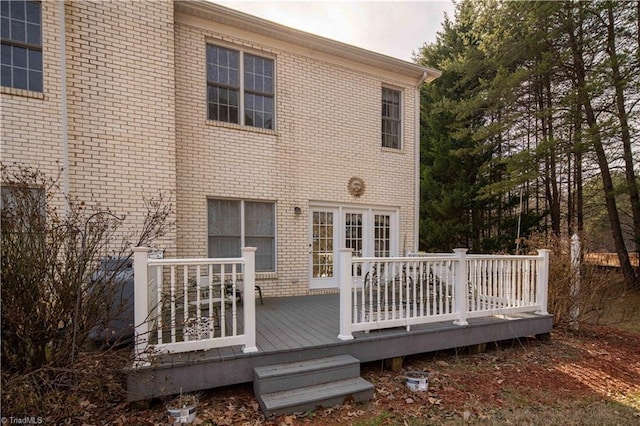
[{"left": 214, "top": 1, "right": 455, "bottom": 62}]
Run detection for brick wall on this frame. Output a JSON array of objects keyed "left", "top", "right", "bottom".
[
  {"left": 174, "top": 14, "right": 419, "bottom": 296},
  {"left": 2, "top": 1, "right": 421, "bottom": 296},
  {"left": 1, "top": 1, "right": 65, "bottom": 196},
  {"left": 64, "top": 0, "right": 177, "bottom": 252},
  {"left": 2, "top": 1, "right": 177, "bottom": 252}
]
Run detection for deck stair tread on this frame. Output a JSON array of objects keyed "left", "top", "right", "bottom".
[
  {"left": 254, "top": 354, "right": 360, "bottom": 394},
  {"left": 259, "top": 377, "right": 374, "bottom": 416},
  {"left": 254, "top": 354, "right": 373, "bottom": 417}
]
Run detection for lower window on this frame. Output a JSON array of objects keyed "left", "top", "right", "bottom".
[{"left": 207, "top": 199, "right": 275, "bottom": 272}]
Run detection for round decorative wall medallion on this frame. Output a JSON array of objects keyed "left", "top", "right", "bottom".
[{"left": 348, "top": 176, "right": 365, "bottom": 197}]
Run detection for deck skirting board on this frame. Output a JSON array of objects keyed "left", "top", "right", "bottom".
[{"left": 127, "top": 313, "right": 552, "bottom": 401}]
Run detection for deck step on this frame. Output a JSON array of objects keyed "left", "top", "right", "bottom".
[
  {"left": 253, "top": 355, "right": 373, "bottom": 417},
  {"left": 258, "top": 377, "right": 374, "bottom": 417},
  {"left": 253, "top": 354, "right": 361, "bottom": 395}
]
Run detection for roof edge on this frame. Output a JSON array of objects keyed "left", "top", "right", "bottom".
[{"left": 175, "top": 0, "right": 441, "bottom": 81}]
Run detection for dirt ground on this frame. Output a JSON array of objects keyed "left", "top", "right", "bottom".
[
  {"left": 99, "top": 323, "right": 639, "bottom": 426},
  {"left": 3, "top": 293, "right": 639, "bottom": 425}
]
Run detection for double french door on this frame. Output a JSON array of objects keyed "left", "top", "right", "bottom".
[{"left": 309, "top": 205, "right": 398, "bottom": 289}]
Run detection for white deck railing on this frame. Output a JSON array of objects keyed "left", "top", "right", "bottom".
[
  {"left": 338, "top": 248, "right": 550, "bottom": 340},
  {"left": 132, "top": 247, "right": 257, "bottom": 366},
  {"left": 132, "top": 246, "right": 551, "bottom": 360}
]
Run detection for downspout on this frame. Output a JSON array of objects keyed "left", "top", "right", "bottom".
[
  {"left": 59, "top": 0, "right": 69, "bottom": 213},
  {"left": 413, "top": 71, "right": 428, "bottom": 253}
]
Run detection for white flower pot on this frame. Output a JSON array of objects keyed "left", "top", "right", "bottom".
[{"left": 167, "top": 405, "right": 196, "bottom": 424}]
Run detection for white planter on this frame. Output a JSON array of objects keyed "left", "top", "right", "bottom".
[
  {"left": 405, "top": 371, "right": 429, "bottom": 392},
  {"left": 167, "top": 405, "right": 196, "bottom": 424}
]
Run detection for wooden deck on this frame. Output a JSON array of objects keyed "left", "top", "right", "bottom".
[{"left": 127, "top": 293, "right": 552, "bottom": 401}]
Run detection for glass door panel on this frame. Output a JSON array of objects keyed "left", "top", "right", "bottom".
[
  {"left": 374, "top": 214, "right": 391, "bottom": 257},
  {"left": 345, "top": 212, "right": 363, "bottom": 258},
  {"left": 312, "top": 211, "right": 334, "bottom": 278}
]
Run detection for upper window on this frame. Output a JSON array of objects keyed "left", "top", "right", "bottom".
[
  {"left": 381, "top": 87, "right": 401, "bottom": 149},
  {"left": 207, "top": 199, "right": 276, "bottom": 272},
  {"left": 207, "top": 44, "right": 274, "bottom": 129},
  {"left": 1, "top": 0, "right": 42, "bottom": 92}
]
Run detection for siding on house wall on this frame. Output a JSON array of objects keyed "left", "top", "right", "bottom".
[{"left": 174, "top": 14, "right": 419, "bottom": 296}]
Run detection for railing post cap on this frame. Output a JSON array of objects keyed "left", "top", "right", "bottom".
[
  {"left": 133, "top": 247, "right": 151, "bottom": 253},
  {"left": 453, "top": 248, "right": 468, "bottom": 254},
  {"left": 537, "top": 249, "right": 552, "bottom": 254},
  {"left": 242, "top": 246, "right": 257, "bottom": 252},
  {"left": 338, "top": 248, "right": 353, "bottom": 253}
]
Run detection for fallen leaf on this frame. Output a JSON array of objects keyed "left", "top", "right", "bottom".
[
  {"left": 279, "top": 414, "right": 295, "bottom": 425},
  {"left": 376, "top": 387, "right": 390, "bottom": 396},
  {"left": 428, "top": 397, "right": 442, "bottom": 405},
  {"left": 405, "top": 398, "right": 415, "bottom": 404}
]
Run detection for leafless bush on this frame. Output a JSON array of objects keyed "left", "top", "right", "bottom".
[
  {"left": 1, "top": 163, "right": 173, "bottom": 417},
  {"left": 522, "top": 233, "right": 632, "bottom": 328}
]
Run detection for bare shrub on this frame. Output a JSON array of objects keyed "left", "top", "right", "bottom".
[
  {"left": 1, "top": 163, "right": 173, "bottom": 418},
  {"left": 522, "top": 233, "right": 632, "bottom": 328}
]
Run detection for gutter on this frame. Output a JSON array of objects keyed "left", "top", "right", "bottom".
[
  {"left": 59, "top": 0, "right": 69, "bottom": 213},
  {"left": 414, "top": 71, "right": 429, "bottom": 253}
]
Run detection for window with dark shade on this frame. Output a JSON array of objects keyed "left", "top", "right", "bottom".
[{"left": 208, "top": 199, "right": 276, "bottom": 272}]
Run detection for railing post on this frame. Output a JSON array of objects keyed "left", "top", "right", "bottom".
[
  {"left": 453, "top": 248, "right": 469, "bottom": 326},
  {"left": 337, "top": 248, "right": 354, "bottom": 341},
  {"left": 570, "top": 235, "right": 580, "bottom": 329},
  {"left": 536, "top": 249, "right": 550, "bottom": 315},
  {"left": 133, "top": 247, "right": 151, "bottom": 367},
  {"left": 241, "top": 247, "right": 258, "bottom": 353}
]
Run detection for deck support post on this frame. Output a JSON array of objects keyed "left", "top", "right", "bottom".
[
  {"left": 133, "top": 247, "right": 151, "bottom": 367},
  {"left": 453, "top": 248, "right": 469, "bottom": 326},
  {"left": 536, "top": 249, "right": 550, "bottom": 315},
  {"left": 242, "top": 247, "right": 259, "bottom": 353},
  {"left": 385, "top": 357, "right": 404, "bottom": 372},
  {"left": 337, "top": 248, "right": 354, "bottom": 341}
]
